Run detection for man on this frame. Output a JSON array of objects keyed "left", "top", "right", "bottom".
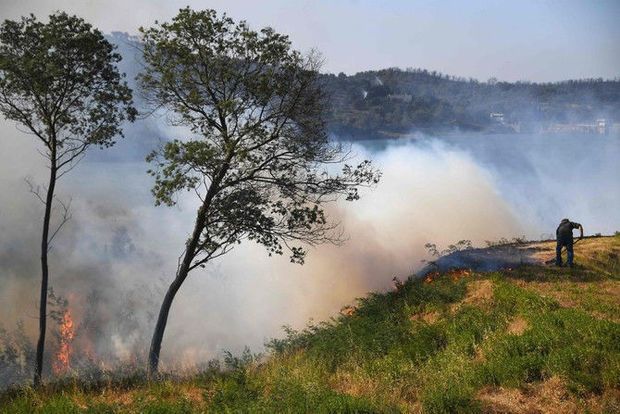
[{"left": 556, "top": 219, "right": 583, "bottom": 267}]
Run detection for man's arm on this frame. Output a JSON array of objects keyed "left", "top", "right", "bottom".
[{"left": 573, "top": 222, "right": 584, "bottom": 239}]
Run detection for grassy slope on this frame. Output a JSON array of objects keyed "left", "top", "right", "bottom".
[{"left": 1, "top": 236, "right": 619, "bottom": 413}]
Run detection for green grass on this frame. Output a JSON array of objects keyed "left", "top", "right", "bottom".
[{"left": 2, "top": 235, "right": 620, "bottom": 413}]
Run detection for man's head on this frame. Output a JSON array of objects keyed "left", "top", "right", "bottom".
[{"left": 561, "top": 218, "right": 570, "bottom": 224}]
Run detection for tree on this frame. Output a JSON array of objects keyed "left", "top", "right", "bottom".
[
  {"left": 0, "top": 13, "right": 136, "bottom": 385},
  {"left": 139, "top": 8, "right": 380, "bottom": 376}
]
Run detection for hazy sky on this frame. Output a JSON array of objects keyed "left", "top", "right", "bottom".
[{"left": 1, "top": 0, "right": 619, "bottom": 81}]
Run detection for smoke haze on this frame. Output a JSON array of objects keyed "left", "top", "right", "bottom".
[
  {"left": 2, "top": 94, "right": 619, "bottom": 377},
  {"left": 0, "top": 31, "right": 619, "bottom": 385}
]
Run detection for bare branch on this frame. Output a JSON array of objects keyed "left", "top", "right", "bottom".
[
  {"left": 47, "top": 196, "right": 72, "bottom": 249},
  {"left": 24, "top": 177, "right": 46, "bottom": 205}
]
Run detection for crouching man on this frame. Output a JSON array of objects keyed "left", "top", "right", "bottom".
[{"left": 556, "top": 218, "right": 583, "bottom": 267}]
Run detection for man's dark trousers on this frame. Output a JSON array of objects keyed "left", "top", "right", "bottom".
[{"left": 556, "top": 237, "right": 574, "bottom": 267}]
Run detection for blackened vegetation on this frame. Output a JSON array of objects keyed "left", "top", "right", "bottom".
[
  {"left": 1, "top": 289, "right": 67, "bottom": 388},
  {"left": 0, "top": 323, "right": 34, "bottom": 388}
]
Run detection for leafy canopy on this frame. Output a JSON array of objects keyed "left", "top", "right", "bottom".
[
  {"left": 0, "top": 12, "right": 137, "bottom": 170},
  {"left": 139, "top": 8, "right": 380, "bottom": 265}
]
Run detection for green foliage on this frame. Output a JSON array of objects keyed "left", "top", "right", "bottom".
[
  {"left": 210, "top": 377, "right": 383, "bottom": 413},
  {"left": 477, "top": 282, "right": 620, "bottom": 395},
  {"left": 421, "top": 381, "right": 481, "bottom": 414},
  {"left": 0, "top": 13, "right": 136, "bottom": 384},
  {"left": 139, "top": 8, "right": 380, "bottom": 266},
  {"left": 140, "top": 7, "right": 380, "bottom": 377},
  {"left": 0, "top": 12, "right": 136, "bottom": 158},
  {"left": 208, "top": 356, "right": 385, "bottom": 413},
  {"left": 139, "top": 400, "right": 193, "bottom": 414},
  {"left": 263, "top": 270, "right": 619, "bottom": 412},
  {"left": 322, "top": 67, "right": 620, "bottom": 138},
  {"left": 266, "top": 276, "right": 467, "bottom": 370},
  {"left": 2, "top": 237, "right": 619, "bottom": 412},
  {"left": 0, "top": 393, "right": 79, "bottom": 414}
]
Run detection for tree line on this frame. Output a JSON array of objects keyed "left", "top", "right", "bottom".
[
  {"left": 0, "top": 8, "right": 380, "bottom": 385},
  {"left": 321, "top": 67, "right": 620, "bottom": 138}
]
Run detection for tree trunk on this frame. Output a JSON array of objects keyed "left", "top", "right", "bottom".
[
  {"left": 147, "top": 269, "right": 188, "bottom": 377},
  {"left": 147, "top": 151, "right": 232, "bottom": 378},
  {"left": 147, "top": 204, "right": 207, "bottom": 378},
  {"left": 33, "top": 156, "right": 57, "bottom": 387}
]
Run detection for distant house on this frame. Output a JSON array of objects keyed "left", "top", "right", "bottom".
[
  {"left": 546, "top": 119, "right": 609, "bottom": 135},
  {"left": 596, "top": 119, "right": 608, "bottom": 135},
  {"left": 489, "top": 112, "right": 505, "bottom": 124}
]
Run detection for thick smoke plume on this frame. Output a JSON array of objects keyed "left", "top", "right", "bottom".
[
  {"left": 1, "top": 44, "right": 619, "bottom": 384},
  {"left": 3, "top": 108, "right": 618, "bottom": 384}
]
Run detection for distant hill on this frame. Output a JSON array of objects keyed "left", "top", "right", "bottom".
[
  {"left": 106, "top": 33, "right": 620, "bottom": 142},
  {"left": 319, "top": 68, "right": 620, "bottom": 139}
]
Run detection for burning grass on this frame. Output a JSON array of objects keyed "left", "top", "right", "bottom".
[
  {"left": 52, "top": 309, "right": 75, "bottom": 375},
  {"left": 1, "top": 235, "right": 619, "bottom": 413}
]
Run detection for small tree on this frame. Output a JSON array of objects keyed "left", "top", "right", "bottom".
[
  {"left": 0, "top": 13, "right": 136, "bottom": 385},
  {"left": 139, "top": 8, "right": 380, "bottom": 376}
]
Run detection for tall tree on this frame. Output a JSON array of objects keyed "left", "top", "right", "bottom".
[
  {"left": 0, "top": 13, "right": 136, "bottom": 385},
  {"left": 139, "top": 8, "right": 380, "bottom": 376}
]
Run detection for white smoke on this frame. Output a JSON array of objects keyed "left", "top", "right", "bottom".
[
  {"left": 160, "top": 139, "right": 527, "bottom": 363},
  {"left": 1, "top": 111, "right": 618, "bottom": 373}
]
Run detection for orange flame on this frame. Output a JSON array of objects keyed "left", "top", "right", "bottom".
[{"left": 53, "top": 308, "right": 75, "bottom": 375}]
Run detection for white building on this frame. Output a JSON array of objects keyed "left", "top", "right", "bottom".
[{"left": 489, "top": 112, "right": 505, "bottom": 124}]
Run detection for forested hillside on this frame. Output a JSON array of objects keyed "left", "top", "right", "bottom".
[
  {"left": 320, "top": 68, "right": 620, "bottom": 138},
  {"left": 107, "top": 33, "right": 620, "bottom": 140}
]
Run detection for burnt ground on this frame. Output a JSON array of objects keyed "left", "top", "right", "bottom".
[{"left": 417, "top": 235, "right": 612, "bottom": 276}]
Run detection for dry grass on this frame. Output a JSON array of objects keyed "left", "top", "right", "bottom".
[
  {"left": 410, "top": 310, "right": 441, "bottom": 324},
  {"left": 330, "top": 369, "right": 380, "bottom": 398},
  {"left": 87, "top": 381, "right": 206, "bottom": 408},
  {"left": 506, "top": 316, "right": 528, "bottom": 336},
  {"left": 478, "top": 376, "right": 585, "bottom": 414},
  {"left": 94, "top": 387, "right": 138, "bottom": 406},
  {"left": 451, "top": 279, "right": 495, "bottom": 313},
  {"left": 513, "top": 280, "right": 620, "bottom": 322},
  {"left": 526, "top": 236, "right": 620, "bottom": 265},
  {"left": 478, "top": 376, "right": 620, "bottom": 414},
  {"left": 508, "top": 235, "right": 620, "bottom": 322}
]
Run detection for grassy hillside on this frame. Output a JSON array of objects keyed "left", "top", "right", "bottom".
[{"left": 2, "top": 236, "right": 619, "bottom": 413}]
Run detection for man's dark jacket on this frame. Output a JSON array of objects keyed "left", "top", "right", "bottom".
[{"left": 556, "top": 219, "right": 581, "bottom": 244}]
